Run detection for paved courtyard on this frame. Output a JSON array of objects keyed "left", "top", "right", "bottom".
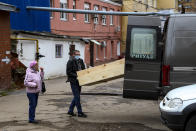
[{"left": 0, "top": 77, "right": 170, "bottom": 131}]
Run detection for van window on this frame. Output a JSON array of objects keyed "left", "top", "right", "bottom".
[{"left": 130, "top": 28, "right": 157, "bottom": 60}]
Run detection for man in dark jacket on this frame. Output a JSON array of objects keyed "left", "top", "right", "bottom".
[{"left": 66, "top": 50, "right": 87, "bottom": 117}]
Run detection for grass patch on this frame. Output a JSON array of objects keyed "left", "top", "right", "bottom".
[{"left": 0, "top": 91, "right": 8, "bottom": 97}]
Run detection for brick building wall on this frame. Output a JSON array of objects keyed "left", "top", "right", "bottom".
[
  {"left": 0, "top": 11, "right": 11, "bottom": 89},
  {"left": 51, "top": 0, "right": 121, "bottom": 37},
  {"left": 50, "top": 0, "right": 121, "bottom": 66},
  {"left": 84, "top": 39, "right": 120, "bottom": 66},
  {"left": 178, "top": 0, "right": 196, "bottom": 12}
]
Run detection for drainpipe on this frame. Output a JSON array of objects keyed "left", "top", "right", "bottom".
[{"left": 10, "top": 37, "right": 43, "bottom": 62}]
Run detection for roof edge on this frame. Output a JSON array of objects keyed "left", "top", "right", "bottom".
[
  {"left": 0, "top": 2, "right": 17, "bottom": 12},
  {"left": 98, "top": 0, "right": 122, "bottom": 7}
]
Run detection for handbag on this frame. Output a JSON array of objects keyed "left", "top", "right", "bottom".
[{"left": 42, "top": 81, "right": 46, "bottom": 93}]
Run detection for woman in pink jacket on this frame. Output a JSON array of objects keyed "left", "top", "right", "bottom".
[{"left": 24, "top": 61, "right": 44, "bottom": 123}]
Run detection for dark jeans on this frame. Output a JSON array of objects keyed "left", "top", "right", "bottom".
[
  {"left": 68, "top": 80, "right": 82, "bottom": 114},
  {"left": 27, "top": 93, "right": 39, "bottom": 121}
]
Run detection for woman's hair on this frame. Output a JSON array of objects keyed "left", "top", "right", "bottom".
[{"left": 29, "top": 61, "right": 37, "bottom": 68}]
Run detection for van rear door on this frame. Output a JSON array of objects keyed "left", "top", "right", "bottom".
[{"left": 123, "top": 16, "right": 162, "bottom": 100}]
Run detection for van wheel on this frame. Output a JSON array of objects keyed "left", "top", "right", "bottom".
[{"left": 185, "top": 115, "right": 196, "bottom": 131}]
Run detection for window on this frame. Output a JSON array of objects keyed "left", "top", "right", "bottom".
[
  {"left": 84, "top": 3, "right": 90, "bottom": 23},
  {"left": 154, "top": 0, "right": 157, "bottom": 8},
  {"left": 130, "top": 28, "right": 157, "bottom": 60},
  {"left": 60, "top": 0, "right": 68, "bottom": 21},
  {"left": 94, "top": 5, "right": 99, "bottom": 24},
  {"left": 151, "top": 0, "right": 154, "bottom": 7},
  {"left": 110, "top": 9, "right": 114, "bottom": 25},
  {"left": 103, "top": 41, "right": 107, "bottom": 59},
  {"left": 117, "top": 41, "right": 120, "bottom": 56},
  {"left": 102, "top": 7, "right": 107, "bottom": 25},
  {"left": 96, "top": 45, "right": 99, "bottom": 60},
  {"left": 50, "top": 0, "right": 54, "bottom": 18},
  {"left": 144, "top": 0, "right": 148, "bottom": 4},
  {"left": 73, "top": 0, "right": 76, "bottom": 20},
  {"left": 111, "top": 41, "right": 114, "bottom": 58},
  {"left": 117, "top": 10, "right": 120, "bottom": 28},
  {"left": 56, "top": 44, "right": 63, "bottom": 58}
]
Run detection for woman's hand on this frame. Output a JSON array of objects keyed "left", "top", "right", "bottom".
[{"left": 40, "top": 67, "right": 44, "bottom": 72}]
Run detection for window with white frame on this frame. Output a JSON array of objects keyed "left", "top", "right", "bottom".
[
  {"left": 111, "top": 41, "right": 114, "bottom": 58},
  {"left": 96, "top": 45, "right": 99, "bottom": 60},
  {"left": 73, "top": 0, "right": 76, "bottom": 20},
  {"left": 154, "top": 0, "right": 157, "bottom": 8},
  {"left": 110, "top": 9, "right": 114, "bottom": 25},
  {"left": 117, "top": 10, "right": 121, "bottom": 31},
  {"left": 103, "top": 41, "right": 107, "bottom": 59},
  {"left": 60, "top": 0, "right": 68, "bottom": 21},
  {"left": 150, "top": 0, "right": 154, "bottom": 7},
  {"left": 94, "top": 5, "right": 99, "bottom": 24},
  {"left": 117, "top": 41, "right": 120, "bottom": 56},
  {"left": 102, "top": 7, "right": 107, "bottom": 25},
  {"left": 50, "top": 0, "right": 54, "bottom": 18},
  {"left": 144, "top": 0, "right": 148, "bottom": 5},
  {"left": 84, "top": 3, "right": 90, "bottom": 23},
  {"left": 56, "top": 44, "right": 63, "bottom": 58}
]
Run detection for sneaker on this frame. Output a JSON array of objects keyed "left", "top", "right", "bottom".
[
  {"left": 67, "top": 112, "right": 76, "bottom": 116},
  {"left": 78, "top": 113, "right": 87, "bottom": 118},
  {"left": 29, "top": 120, "right": 39, "bottom": 124}
]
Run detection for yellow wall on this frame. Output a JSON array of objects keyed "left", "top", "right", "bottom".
[
  {"left": 121, "top": 0, "right": 158, "bottom": 53},
  {"left": 157, "top": 0, "right": 177, "bottom": 9},
  {"left": 121, "top": 0, "right": 177, "bottom": 53},
  {"left": 179, "top": 0, "right": 196, "bottom": 12}
]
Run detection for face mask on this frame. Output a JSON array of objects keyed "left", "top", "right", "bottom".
[{"left": 75, "top": 55, "right": 80, "bottom": 60}]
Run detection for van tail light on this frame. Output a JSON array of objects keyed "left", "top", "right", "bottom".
[{"left": 162, "top": 65, "right": 170, "bottom": 86}]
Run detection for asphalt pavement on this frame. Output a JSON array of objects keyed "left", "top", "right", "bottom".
[{"left": 0, "top": 77, "right": 171, "bottom": 131}]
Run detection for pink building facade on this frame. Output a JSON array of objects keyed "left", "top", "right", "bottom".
[{"left": 50, "top": 0, "right": 122, "bottom": 66}]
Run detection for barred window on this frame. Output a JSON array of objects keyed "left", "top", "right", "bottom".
[
  {"left": 56, "top": 44, "right": 63, "bottom": 58},
  {"left": 102, "top": 7, "right": 107, "bottom": 25},
  {"left": 110, "top": 9, "right": 114, "bottom": 25},
  {"left": 94, "top": 5, "right": 99, "bottom": 24},
  {"left": 60, "top": 0, "right": 68, "bottom": 21},
  {"left": 84, "top": 3, "right": 90, "bottom": 23}
]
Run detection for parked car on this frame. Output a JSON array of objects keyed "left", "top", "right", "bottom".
[{"left": 159, "top": 84, "right": 196, "bottom": 131}]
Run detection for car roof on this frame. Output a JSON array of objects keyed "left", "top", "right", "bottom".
[{"left": 170, "top": 14, "right": 196, "bottom": 18}]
